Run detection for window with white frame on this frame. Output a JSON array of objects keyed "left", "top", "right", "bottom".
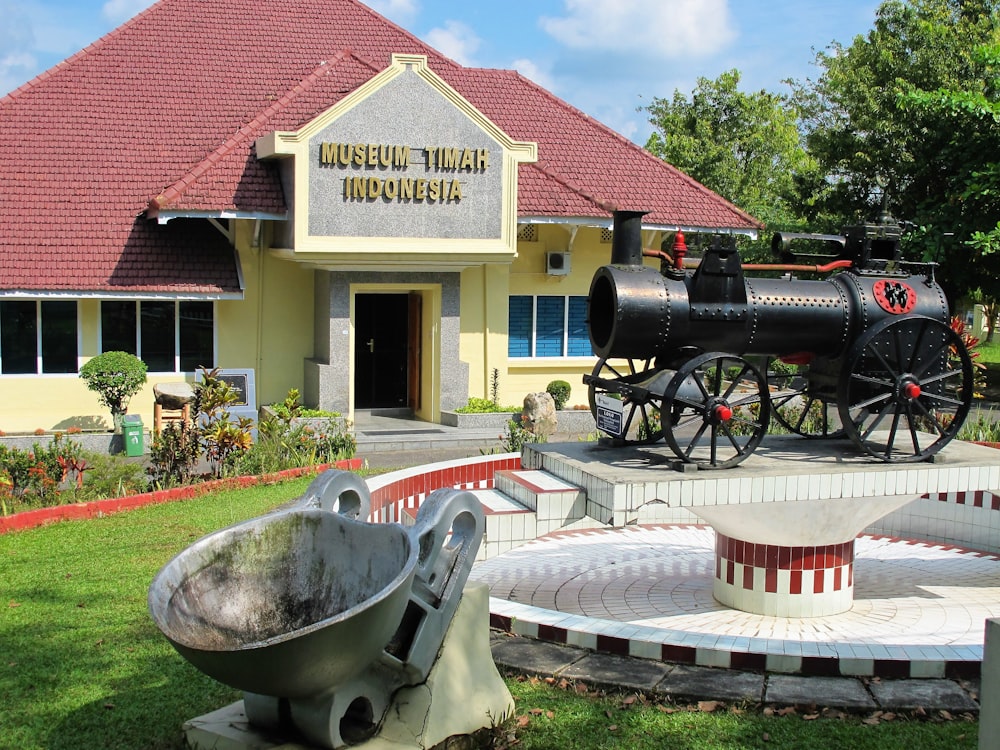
[
  {"left": 100, "top": 300, "right": 214, "bottom": 372},
  {"left": 0, "top": 300, "right": 78, "bottom": 374},
  {"left": 508, "top": 295, "right": 592, "bottom": 358}
]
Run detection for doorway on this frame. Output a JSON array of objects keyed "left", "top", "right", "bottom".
[{"left": 354, "top": 293, "right": 421, "bottom": 410}]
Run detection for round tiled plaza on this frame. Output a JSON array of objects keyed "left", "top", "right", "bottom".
[{"left": 472, "top": 524, "right": 1000, "bottom": 673}]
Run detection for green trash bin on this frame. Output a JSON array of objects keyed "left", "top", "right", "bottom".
[{"left": 123, "top": 414, "right": 144, "bottom": 457}]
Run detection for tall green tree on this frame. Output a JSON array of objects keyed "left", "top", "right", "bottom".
[
  {"left": 900, "top": 38, "right": 1000, "bottom": 327},
  {"left": 644, "top": 70, "right": 816, "bottom": 232},
  {"left": 793, "top": 0, "right": 1000, "bottom": 302}
]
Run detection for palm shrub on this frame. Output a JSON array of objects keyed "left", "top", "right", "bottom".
[
  {"left": 78, "top": 351, "right": 147, "bottom": 432},
  {"left": 147, "top": 420, "right": 200, "bottom": 487},
  {"left": 147, "top": 368, "right": 256, "bottom": 484},
  {"left": 196, "top": 369, "right": 254, "bottom": 478},
  {"left": 234, "top": 390, "right": 356, "bottom": 475},
  {"left": 0, "top": 435, "right": 87, "bottom": 512}
]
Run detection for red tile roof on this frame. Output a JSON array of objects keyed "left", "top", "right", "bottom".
[{"left": 0, "top": 0, "right": 760, "bottom": 295}]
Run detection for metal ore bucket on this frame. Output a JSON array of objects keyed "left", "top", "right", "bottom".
[
  {"left": 150, "top": 506, "right": 416, "bottom": 697},
  {"left": 148, "top": 470, "right": 485, "bottom": 747}
]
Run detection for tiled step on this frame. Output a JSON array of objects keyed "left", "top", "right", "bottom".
[
  {"left": 399, "top": 487, "right": 537, "bottom": 560},
  {"left": 472, "top": 488, "right": 537, "bottom": 560},
  {"left": 396, "top": 470, "right": 590, "bottom": 561},
  {"left": 495, "top": 469, "right": 586, "bottom": 534}
]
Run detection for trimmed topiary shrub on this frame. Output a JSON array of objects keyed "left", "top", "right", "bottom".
[
  {"left": 79, "top": 351, "right": 147, "bottom": 432},
  {"left": 546, "top": 380, "right": 572, "bottom": 411}
]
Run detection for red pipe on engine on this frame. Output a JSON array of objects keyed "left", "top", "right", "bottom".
[
  {"left": 640, "top": 250, "right": 854, "bottom": 275},
  {"left": 741, "top": 260, "right": 855, "bottom": 273}
]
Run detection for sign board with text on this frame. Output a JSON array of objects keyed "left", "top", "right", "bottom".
[{"left": 595, "top": 394, "right": 624, "bottom": 437}]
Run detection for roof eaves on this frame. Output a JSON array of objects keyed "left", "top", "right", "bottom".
[
  {"left": 0, "top": 288, "right": 244, "bottom": 300},
  {"left": 148, "top": 49, "right": 376, "bottom": 218},
  {"left": 528, "top": 161, "right": 619, "bottom": 214},
  {"left": 151, "top": 209, "right": 288, "bottom": 225},
  {"left": 517, "top": 215, "right": 757, "bottom": 238}
]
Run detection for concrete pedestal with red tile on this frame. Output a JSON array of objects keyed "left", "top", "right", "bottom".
[
  {"left": 693, "top": 493, "right": 917, "bottom": 616},
  {"left": 713, "top": 532, "right": 855, "bottom": 616}
]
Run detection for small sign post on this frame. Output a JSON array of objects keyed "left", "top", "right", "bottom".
[{"left": 595, "top": 393, "right": 624, "bottom": 437}]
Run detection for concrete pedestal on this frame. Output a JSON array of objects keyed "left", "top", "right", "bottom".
[
  {"left": 181, "top": 583, "right": 512, "bottom": 750},
  {"left": 981, "top": 619, "right": 1000, "bottom": 750},
  {"left": 695, "top": 493, "right": 916, "bottom": 616}
]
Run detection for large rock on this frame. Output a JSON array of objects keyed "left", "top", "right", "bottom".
[
  {"left": 154, "top": 382, "right": 196, "bottom": 410},
  {"left": 521, "top": 392, "right": 557, "bottom": 439}
]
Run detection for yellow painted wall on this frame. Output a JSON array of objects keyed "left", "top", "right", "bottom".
[
  {"left": 456, "top": 224, "right": 667, "bottom": 411},
  {"left": 0, "top": 372, "right": 194, "bottom": 434},
  {"left": 1, "top": 219, "right": 668, "bottom": 431},
  {"left": 459, "top": 264, "right": 510, "bottom": 403},
  {"left": 0, "top": 298, "right": 195, "bottom": 433},
  {"left": 229, "top": 221, "right": 316, "bottom": 409}
]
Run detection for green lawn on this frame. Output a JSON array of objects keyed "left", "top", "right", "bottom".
[
  {"left": 0, "top": 477, "right": 311, "bottom": 750},
  {"left": 975, "top": 339, "right": 1000, "bottom": 364},
  {"left": 504, "top": 677, "right": 976, "bottom": 750},
  {"left": 0, "top": 476, "right": 979, "bottom": 749}
]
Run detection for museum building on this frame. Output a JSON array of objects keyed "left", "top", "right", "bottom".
[{"left": 0, "top": 0, "right": 760, "bottom": 433}]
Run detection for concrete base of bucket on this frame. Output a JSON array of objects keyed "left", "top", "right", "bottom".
[{"left": 181, "top": 583, "right": 512, "bottom": 750}]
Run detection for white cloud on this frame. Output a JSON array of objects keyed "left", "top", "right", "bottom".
[
  {"left": 367, "top": 0, "right": 420, "bottom": 25},
  {"left": 101, "top": 0, "right": 155, "bottom": 24},
  {"left": 540, "top": 0, "right": 735, "bottom": 59},
  {"left": 511, "top": 57, "right": 557, "bottom": 92},
  {"left": 0, "top": 51, "right": 37, "bottom": 95},
  {"left": 425, "top": 20, "right": 480, "bottom": 66},
  {"left": 0, "top": 2, "right": 37, "bottom": 94}
]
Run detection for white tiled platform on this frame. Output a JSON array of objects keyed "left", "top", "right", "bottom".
[
  {"left": 472, "top": 437, "right": 1000, "bottom": 677},
  {"left": 521, "top": 436, "right": 1000, "bottom": 528},
  {"left": 471, "top": 524, "right": 1000, "bottom": 677}
]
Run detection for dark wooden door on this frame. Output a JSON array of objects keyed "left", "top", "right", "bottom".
[
  {"left": 355, "top": 294, "right": 409, "bottom": 409},
  {"left": 406, "top": 293, "right": 422, "bottom": 410}
]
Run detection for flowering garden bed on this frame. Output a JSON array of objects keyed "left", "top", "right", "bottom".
[{"left": 0, "top": 458, "right": 362, "bottom": 534}]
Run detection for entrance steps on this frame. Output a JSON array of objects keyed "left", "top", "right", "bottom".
[
  {"left": 477, "top": 469, "right": 598, "bottom": 559},
  {"left": 396, "top": 467, "right": 600, "bottom": 560}
]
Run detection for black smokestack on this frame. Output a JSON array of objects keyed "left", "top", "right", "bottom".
[{"left": 609, "top": 210, "right": 647, "bottom": 266}]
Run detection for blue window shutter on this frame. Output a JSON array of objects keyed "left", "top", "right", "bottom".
[
  {"left": 535, "top": 297, "right": 565, "bottom": 357},
  {"left": 567, "top": 296, "right": 591, "bottom": 356},
  {"left": 508, "top": 296, "right": 532, "bottom": 357}
]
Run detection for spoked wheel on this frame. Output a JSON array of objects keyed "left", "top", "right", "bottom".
[
  {"left": 838, "top": 316, "right": 973, "bottom": 462},
  {"left": 586, "top": 357, "right": 666, "bottom": 445},
  {"left": 662, "top": 353, "right": 770, "bottom": 469},
  {"left": 767, "top": 359, "right": 844, "bottom": 438}
]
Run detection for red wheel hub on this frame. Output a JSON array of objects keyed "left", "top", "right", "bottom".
[
  {"left": 904, "top": 382, "right": 922, "bottom": 399},
  {"left": 714, "top": 404, "right": 733, "bottom": 422}
]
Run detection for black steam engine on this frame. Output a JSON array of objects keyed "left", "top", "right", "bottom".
[{"left": 584, "top": 210, "right": 974, "bottom": 468}]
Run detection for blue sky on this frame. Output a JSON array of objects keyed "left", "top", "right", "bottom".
[{"left": 0, "top": 0, "right": 880, "bottom": 143}]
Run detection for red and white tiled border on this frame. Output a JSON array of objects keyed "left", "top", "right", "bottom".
[
  {"left": 370, "top": 455, "right": 1000, "bottom": 677},
  {"left": 365, "top": 453, "right": 520, "bottom": 521}
]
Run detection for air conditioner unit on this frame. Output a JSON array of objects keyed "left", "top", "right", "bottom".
[{"left": 546, "top": 252, "right": 571, "bottom": 275}]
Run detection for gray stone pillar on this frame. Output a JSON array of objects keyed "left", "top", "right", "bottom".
[
  {"left": 981, "top": 618, "right": 1000, "bottom": 749},
  {"left": 304, "top": 271, "right": 468, "bottom": 418}
]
